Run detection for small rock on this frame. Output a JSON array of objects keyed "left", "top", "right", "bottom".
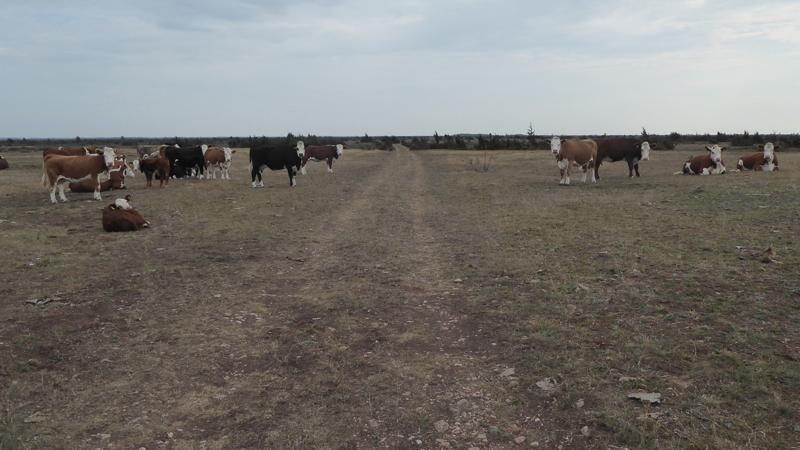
[
  {"left": 434, "top": 420, "right": 449, "bottom": 433},
  {"left": 530, "top": 442, "right": 539, "bottom": 447},
  {"left": 499, "top": 367, "right": 516, "bottom": 378},
  {"left": 454, "top": 278, "right": 463, "bottom": 283},
  {"left": 99, "top": 434, "right": 111, "bottom": 440},
  {"left": 514, "top": 436, "right": 526, "bottom": 444},
  {"left": 368, "top": 419, "right": 379, "bottom": 429},
  {"left": 476, "top": 433, "right": 487, "bottom": 442},
  {"left": 469, "top": 447, "right": 481, "bottom": 450},
  {"left": 581, "top": 425, "right": 590, "bottom": 436},
  {"left": 575, "top": 399, "right": 584, "bottom": 409},
  {"left": 535, "top": 378, "right": 558, "bottom": 392},
  {"left": 627, "top": 392, "right": 662, "bottom": 405},
  {"left": 619, "top": 376, "right": 639, "bottom": 383}
]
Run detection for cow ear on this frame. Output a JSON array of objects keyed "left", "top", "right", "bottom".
[
  {"left": 705, "top": 146, "right": 712, "bottom": 152},
  {"left": 774, "top": 144, "right": 781, "bottom": 151},
  {"left": 721, "top": 147, "right": 727, "bottom": 152}
]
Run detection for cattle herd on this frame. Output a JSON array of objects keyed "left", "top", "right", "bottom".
[{"left": 0, "top": 137, "right": 783, "bottom": 231}]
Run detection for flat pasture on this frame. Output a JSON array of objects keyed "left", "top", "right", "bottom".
[{"left": 1, "top": 147, "right": 798, "bottom": 449}]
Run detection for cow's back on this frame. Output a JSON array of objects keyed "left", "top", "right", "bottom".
[{"left": 596, "top": 138, "right": 640, "bottom": 161}]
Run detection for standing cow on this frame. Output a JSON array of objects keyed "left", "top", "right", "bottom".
[
  {"left": 680, "top": 145, "right": 727, "bottom": 175},
  {"left": 737, "top": 142, "right": 779, "bottom": 172},
  {"left": 551, "top": 137, "right": 598, "bottom": 185},
  {"left": 165, "top": 144, "right": 206, "bottom": 179},
  {"left": 42, "top": 146, "right": 98, "bottom": 158},
  {"left": 300, "top": 144, "right": 344, "bottom": 174},
  {"left": 594, "top": 138, "right": 651, "bottom": 180},
  {"left": 250, "top": 141, "right": 305, "bottom": 188},
  {"left": 204, "top": 146, "right": 235, "bottom": 179},
  {"left": 42, "top": 147, "right": 117, "bottom": 203},
  {"left": 69, "top": 158, "right": 132, "bottom": 192}
]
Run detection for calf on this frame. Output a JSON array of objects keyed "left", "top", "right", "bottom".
[
  {"left": 165, "top": 144, "right": 206, "bottom": 179},
  {"left": 69, "top": 159, "right": 132, "bottom": 192},
  {"left": 204, "top": 146, "right": 235, "bottom": 179},
  {"left": 102, "top": 195, "right": 150, "bottom": 232},
  {"left": 680, "top": 145, "right": 727, "bottom": 175},
  {"left": 300, "top": 144, "right": 344, "bottom": 174},
  {"left": 42, "top": 147, "right": 116, "bottom": 203},
  {"left": 594, "top": 138, "right": 651, "bottom": 180},
  {"left": 0, "top": 155, "right": 8, "bottom": 170},
  {"left": 42, "top": 146, "right": 98, "bottom": 158},
  {"left": 550, "top": 137, "right": 598, "bottom": 185},
  {"left": 135, "top": 155, "right": 171, "bottom": 187},
  {"left": 737, "top": 142, "right": 779, "bottom": 172},
  {"left": 250, "top": 141, "right": 305, "bottom": 188}
]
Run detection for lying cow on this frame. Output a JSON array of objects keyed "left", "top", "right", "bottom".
[
  {"left": 551, "top": 137, "right": 598, "bottom": 185},
  {"left": 102, "top": 195, "right": 150, "bottom": 232},
  {"left": 42, "top": 146, "right": 98, "bottom": 158},
  {"left": 594, "top": 138, "right": 651, "bottom": 180},
  {"left": 204, "top": 146, "right": 235, "bottom": 179},
  {"left": 680, "top": 145, "right": 727, "bottom": 175},
  {"left": 69, "top": 158, "right": 132, "bottom": 192},
  {"left": 165, "top": 144, "right": 206, "bottom": 179},
  {"left": 250, "top": 141, "right": 305, "bottom": 188},
  {"left": 737, "top": 142, "right": 779, "bottom": 172},
  {"left": 135, "top": 154, "right": 171, "bottom": 187},
  {"left": 0, "top": 155, "right": 8, "bottom": 170},
  {"left": 300, "top": 144, "right": 344, "bottom": 174},
  {"left": 42, "top": 147, "right": 116, "bottom": 203}
]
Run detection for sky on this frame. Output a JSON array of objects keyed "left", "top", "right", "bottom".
[{"left": 1, "top": 0, "right": 799, "bottom": 137}]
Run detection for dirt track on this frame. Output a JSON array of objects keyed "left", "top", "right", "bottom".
[{"left": 1, "top": 147, "right": 799, "bottom": 449}]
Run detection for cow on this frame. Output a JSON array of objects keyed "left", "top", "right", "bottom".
[
  {"left": 204, "top": 146, "right": 235, "bottom": 179},
  {"left": 249, "top": 141, "right": 305, "bottom": 188},
  {"left": 0, "top": 155, "right": 8, "bottom": 171},
  {"left": 69, "top": 158, "right": 132, "bottom": 192},
  {"left": 42, "top": 147, "right": 117, "bottom": 203},
  {"left": 594, "top": 138, "right": 651, "bottom": 180},
  {"left": 300, "top": 144, "right": 344, "bottom": 174},
  {"left": 102, "top": 195, "right": 150, "bottom": 232},
  {"left": 135, "top": 154, "right": 171, "bottom": 187},
  {"left": 679, "top": 145, "right": 727, "bottom": 175},
  {"left": 550, "top": 137, "right": 598, "bottom": 185},
  {"left": 42, "top": 146, "right": 98, "bottom": 158},
  {"left": 165, "top": 144, "right": 206, "bottom": 179},
  {"left": 137, "top": 145, "right": 167, "bottom": 160},
  {"left": 737, "top": 142, "right": 779, "bottom": 172}
]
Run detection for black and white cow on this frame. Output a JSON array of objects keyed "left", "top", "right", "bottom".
[
  {"left": 249, "top": 141, "right": 305, "bottom": 188},
  {"left": 165, "top": 144, "right": 207, "bottom": 179},
  {"left": 594, "top": 138, "right": 651, "bottom": 180}
]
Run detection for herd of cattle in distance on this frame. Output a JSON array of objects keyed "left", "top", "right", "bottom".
[
  {"left": 549, "top": 137, "right": 780, "bottom": 185},
  {"left": 0, "top": 137, "right": 783, "bottom": 231}
]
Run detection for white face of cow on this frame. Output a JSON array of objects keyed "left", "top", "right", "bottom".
[
  {"left": 102, "top": 147, "right": 116, "bottom": 169},
  {"left": 550, "top": 137, "right": 561, "bottom": 156},
  {"left": 640, "top": 141, "right": 651, "bottom": 161},
  {"left": 223, "top": 147, "right": 233, "bottom": 162},
  {"left": 706, "top": 145, "right": 723, "bottom": 165},
  {"left": 201, "top": 144, "right": 209, "bottom": 155},
  {"left": 336, "top": 144, "right": 344, "bottom": 157},
  {"left": 296, "top": 141, "right": 305, "bottom": 158},
  {"left": 762, "top": 142, "right": 775, "bottom": 163}
]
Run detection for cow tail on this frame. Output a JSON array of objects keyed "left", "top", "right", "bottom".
[{"left": 41, "top": 164, "right": 49, "bottom": 187}]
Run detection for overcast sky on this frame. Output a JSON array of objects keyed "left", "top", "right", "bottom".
[{"left": 1, "top": 0, "right": 798, "bottom": 137}]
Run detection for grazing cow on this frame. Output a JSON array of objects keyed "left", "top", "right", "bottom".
[
  {"left": 0, "top": 155, "right": 8, "bottom": 171},
  {"left": 102, "top": 195, "right": 149, "bottom": 232},
  {"left": 165, "top": 144, "right": 206, "bottom": 179},
  {"left": 300, "top": 144, "right": 344, "bottom": 174},
  {"left": 250, "top": 141, "right": 305, "bottom": 188},
  {"left": 204, "top": 146, "right": 235, "bottom": 179},
  {"left": 737, "top": 142, "right": 779, "bottom": 172},
  {"left": 135, "top": 155, "right": 171, "bottom": 187},
  {"left": 42, "top": 146, "right": 98, "bottom": 158},
  {"left": 42, "top": 147, "right": 116, "bottom": 203},
  {"left": 69, "top": 159, "right": 132, "bottom": 192},
  {"left": 680, "top": 145, "right": 727, "bottom": 175},
  {"left": 550, "top": 137, "right": 598, "bottom": 185},
  {"left": 594, "top": 138, "right": 651, "bottom": 180}
]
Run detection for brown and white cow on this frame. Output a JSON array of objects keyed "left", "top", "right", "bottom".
[
  {"left": 550, "top": 137, "right": 598, "bottom": 185},
  {"left": 0, "top": 155, "right": 8, "bottom": 171},
  {"left": 42, "top": 147, "right": 116, "bottom": 203},
  {"left": 69, "top": 158, "right": 133, "bottom": 192},
  {"left": 300, "top": 144, "right": 344, "bottom": 174},
  {"left": 737, "top": 142, "right": 779, "bottom": 172},
  {"left": 42, "top": 146, "right": 98, "bottom": 158},
  {"left": 204, "top": 146, "right": 234, "bottom": 179},
  {"left": 680, "top": 145, "right": 727, "bottom": 175},
  {"left": 102, "top": 195, "right": 149, "bottom": 232}
]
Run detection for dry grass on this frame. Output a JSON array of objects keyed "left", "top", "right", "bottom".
[{"left": 0, "top": 146, "right": 798, "bottom": 449}]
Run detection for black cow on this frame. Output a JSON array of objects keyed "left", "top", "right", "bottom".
[
  {"left": 165, "top": 144, "right": 206, "bottom": 179},
  {"left": 594, "top": 139, "right": 651, "bottom": 180},
  {"left": 250, "top": 141, "right": 305, "bottom": 188}
]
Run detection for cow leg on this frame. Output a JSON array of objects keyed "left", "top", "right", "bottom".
[
  {"left": 287, "top": 166, "right": 296, "bottom": 187},
  {"left": 594, "top": 161, "right": 601, "bottom": 181},
  {"left": 92, "top": 175, "right": 102, "bottom": 200},
  {"left": 581, "top": 164, "right": 588, "bottom": 183},
  {"left": 590, "top": 160, "right": 597, "bottom": 183},
  {"left": 58, "top": 182, "right": 68, "bottom": 202},
  {"left": 564, "top": 160, "right": 571, "bottom": 185},
  {"left": 300, "top": 156, "right": 308, "bottom": 175},
  {"left": 627, "top": 159, "right": 635, "bottom": 177},
  {"left": 251, "top": 165, "right": 260, "bottom": 188},
  {"left": 49, "top": 182, "right": 58, "bottom": 204},
  {"left": 327, "top": 157, "right": 334, "bottom": 173}
]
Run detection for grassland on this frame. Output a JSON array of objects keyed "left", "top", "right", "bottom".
[{"left": 0, "top": 145, "right": 798, "bottom": 449}]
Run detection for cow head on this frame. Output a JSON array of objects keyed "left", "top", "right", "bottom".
[
  {"left": 336, "top": 144, "right": 344, "bottom": 157},
  {"left": 640, "top": 141, "right": 651, "bottom": 161},
  {"left": 201, "top": 144, "right": 209, "bottom": 155},
  {"left": 114, "top": 195, "right": 133, "bottom": 210},
  {"left": 296, "top": 141, "right": 305, "bottom": 159},
  {"left": 550, "top": 137, "right": 561, "bottom": 156},
  {"left": 705, "top": 144, "right": 726, "bottom": 173},
  {"left": 223, "top": 147, "right": 233, "bottom": 162},
  {"left": 762, "top": 142, "right": 775, "bottom": 163},
  {"left": 101, "top": 147, "right": 116, "bottom": 169}
]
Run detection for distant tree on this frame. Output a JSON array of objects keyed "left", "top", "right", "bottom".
[
  {"left": 434, "top": 131, "right": 440, "bottom": 144},
  {"left": 526, "top": 122, "right": 536, "bottom": 148},
  {"left": 641, "top": 127, "right": 649, "bottom": 140},
  {"left": 75, "top": 136, "right": 81, "bottom": 142}
]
